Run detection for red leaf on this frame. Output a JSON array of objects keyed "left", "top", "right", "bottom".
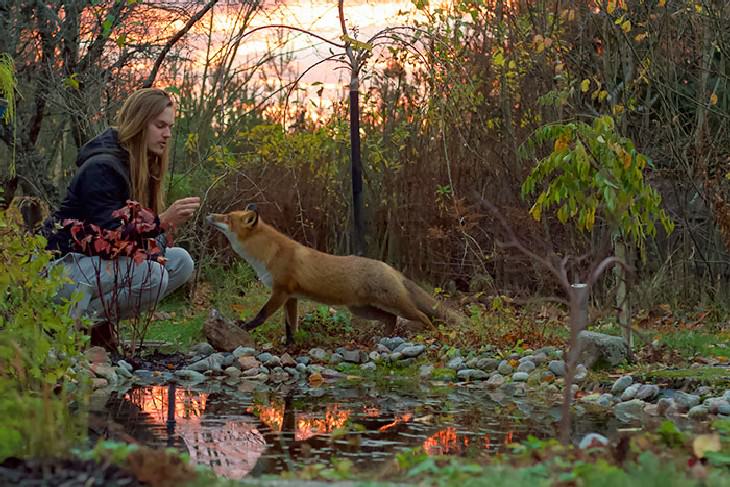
[
  {"left": 133, "top": 251, "right": 146, "bottom": 264},
  {"left": 94, "top": 239, "right": 110, "bottom": 253}
]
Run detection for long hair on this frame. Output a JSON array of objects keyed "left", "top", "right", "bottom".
[{"left": 115, "top": 88, "right": 173, "bottom": 214}]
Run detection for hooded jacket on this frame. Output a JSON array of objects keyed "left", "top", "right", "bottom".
[{"left": 42, "top": 128, "right": 166, "bottom": 257}]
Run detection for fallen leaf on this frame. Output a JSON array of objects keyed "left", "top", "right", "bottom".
[{"left": 693, "top": 434, "right": 721, "bottom": 459}]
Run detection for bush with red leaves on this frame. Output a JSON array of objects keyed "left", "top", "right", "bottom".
[{"left": 63, "top": 200, "right": 170, "bottom": 264}]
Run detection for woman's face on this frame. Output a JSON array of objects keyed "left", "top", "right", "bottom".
[{"left": 146, "top": 105, "right": 175, "bottom": 157}]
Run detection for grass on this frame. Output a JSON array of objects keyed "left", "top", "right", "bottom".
[{"left": 642, "top": 367, "right": 730, "bottom": 385}]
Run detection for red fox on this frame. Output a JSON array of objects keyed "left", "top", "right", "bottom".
[{"left": 206, "top": 205, "right": 461, "bottom": 345}]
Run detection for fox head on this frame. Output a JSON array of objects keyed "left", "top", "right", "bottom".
[{"left": 206, "top": 204, "right": 259, "bottom": 241}]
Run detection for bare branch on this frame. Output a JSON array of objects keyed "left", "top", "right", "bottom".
[{"left": 143, "top": 0, "right": 220, "bottom": 88}]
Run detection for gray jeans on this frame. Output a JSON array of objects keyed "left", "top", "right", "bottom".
[{"left": 54, "top": 247, "right": 194, "bottom": 321}]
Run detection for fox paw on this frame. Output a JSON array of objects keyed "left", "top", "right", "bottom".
[{"left": 236, "top": 319, "right": 258, "bottom": 331}]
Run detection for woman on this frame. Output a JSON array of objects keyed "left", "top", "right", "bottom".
[{"left": 42, "top": 88, "right": 199, "bottom": 346}]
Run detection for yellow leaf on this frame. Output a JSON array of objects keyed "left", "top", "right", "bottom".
[
  {"left": 529, "top": 202, "right": 542, "bottom": 222},
  {"left": 554, "top": 135, "right": 570, "bottom": 152},
  {"left": 694, "top": 3, "right": 702, "bottom": 13},
  {"left": 613, "top": 104, "right": 625, "bottom": 115},
  {"left": 622, "top": 152, "right": 632, "bottom": 169},
  {"left": 634, "top": 32, "right": 648, "bottom": 42},
  {"left": 607, "top": 0, "right": 616, "bottom": 14},
  {"left": 621, "top": 20, "right": 632, "bottom": 33},
  {"left": 659, "top": 0, "right": 666, "bottom": 6},
  {"left": 493, "top": 52, "right": 505, "bottom": 67},
  {"left": 710, "top": 92, "right": 718, "bottom": 105},
  {"left": 508, "top": 60, "right": 516, "bottom": 69},
  {"left": 693, "top": 434, "right": 721, "bottom": 459},
  {"left": 581, "top": 79, "right": 591, "bottom": 92}
]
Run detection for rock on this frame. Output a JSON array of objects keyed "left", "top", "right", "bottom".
[
  {"left": 284, "top": 367, "right": 300, "bottom": 377},
  {"left": 688, "top": 405, "right": 710, "bottom": 420},
  {"left": 321, "top": 368, "right": 343, "bottom": 379},
  {"left": 577, "top": 331, "right": 629, "bottom": 369},
  {"left": 457, "top": 369, "right": 490, "bottom": 381},
  {"left": 574, "top": 364, "right": 588, "bottom": 383},
  {"left": 502, "top": 382, "right": 526, "bottom": 396},
  {"left": 486, "top": 373, "right": 505, "bottom": 388},
  {"left": 705, "top": 398, "right": 730, "bottom": 415},
  {"left": 296, "top": 356, "right": 310, "bottom": 365},
  {"left": 84, "top": 346, "right": 110, "bottom": 365},
  {"left": 517, "top": 361, "right": 535, "bottom": 374},
  {"left": 224, "top": 367, "right": 241, "bottom": 378},
  {"left": 309, "top": 348, "right": 328, "bottom": 362},
  {"left": 530, "top": 352, "right": 548, "bottom": 365},
  {"left": 243, "top": 367, "right": 264, "bottom": 377},
  {"left": 498, "top": 360, "right": 513, "bottom": 375},
  {"left": 280, "top": 353, "right": 297, "bottom": 368},
  {"left": 232, "top": 346, "right": 256, "bottom": 358},
  {"left": 91, "top": 378, "right": 109, "bottom": 389},
  {"left": 695, "top": 386, "right": 713, "bottom": 397},
  {"left": 203, "top": 309, "right": 255, "bottom": 352},
  {"left": 116, "top": 366, "right": 133, "bottom": 380},
  {"left": 342, "top": 350, "right": 363, "bottom": 363},
  {"left": 257, "top": 352, "right": 274, "bottom": 363},
  {"left": 360, "top": 362, "right": 377, "bottom": 372},
  {"left": 548, "top": 360, "right": 566, "bottom": 377},
  {"left": 393, "top": 342, "right": 411, "bottom": 354},
  {"left": 476, "top": 358, "right": 499, "bottom": 371},
  {"left": 90, "top": 363, "right": 118, "bottom": 384},
  {"left": 175, "top": 369, "right": 206, "bottom": 383},
  {"left": 621, "top": 383, "right": 641, "bottom": 401},
  {"left": 722, "top": 390, "right": 730, "bottom": 402},
  {"left": 190, "top": 342, "right": 216, "bottom": 357},
  {"left": 447, "top": 357, "right": 467, "bottom": 370},
  {"left": 657, "top": 398, "right": 674, "bottom": 415},
  {"left": 296, "top": 363, "right": 307, "bottom": 374},
  {"left": 389, "top": 352, "right": 403, "bottom": 361},
  {"left": 644, "top": 404, "right": 661, "bottom": 417},
  {"left": 263, "top": 356, "right": 282, "bottom": 368},
  {"left": 636, "top": 384, "right": 660, "bottom": 401},
  {"left": 308, "top": 364, "right": 324, "bottom": 374},
  {"left": 221, "top": 354, "right": 235, "bottom": 367},
  {"left": 380, "top": 336, "right": 405, "bottom": 351},
  {"left": 376, "top": 344, "right": 391, "bottom": 354},
  {"left": 598, "top": 393, "right": 614, "bottom": 407},
  {"left": 117, "top": 360, "right": 133, "bottom": 373},
  {"left": 238, "top": 356, "right": 261, "bottom": 371},
  {"left": 512, "top": 372, "right": 529, "bottom": 382},
  {"left": 614, "top": 399, "right": 647, "bottom": 422},
  {"left": 369, "top": 351, "right": 381, "bottom": 362},
  {"left": 400, "top": 345, "right": 426, "bottom": 358},
  {"left": 419, "top": 364, "right": 434, "bottom": 379},
  {"left": 466, "top": 357, "right": 479, "bottom": 369},
  {"left": 187, "top": 353, "right": 225, "bottom": 372},
  {"left": 611, "top": 376, "right": 633, "bottom": 395},
  {"left": 579, "top": 433, "right": 609, "bottom": 449}
]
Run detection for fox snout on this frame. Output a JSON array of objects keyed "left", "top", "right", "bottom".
[{"left": 206, "top": 213, "right": 229, "bottom": 231}]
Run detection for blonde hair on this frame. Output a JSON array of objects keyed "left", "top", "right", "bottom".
[{"left": 115, "top": 88, "right": 173, "bottom": 214}]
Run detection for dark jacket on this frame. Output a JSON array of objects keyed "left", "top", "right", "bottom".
[{"left": 42, "top": 128, "right": 166, "bottom": 257}]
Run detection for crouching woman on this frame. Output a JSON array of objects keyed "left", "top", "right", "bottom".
[{"left": 42, "top": 88, "right": 199, "bottom": 347}]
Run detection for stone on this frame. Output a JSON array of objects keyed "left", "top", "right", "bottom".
[
  {"left": 447, "top": 357, "right": 467, "bottom": 370},
  {"left": 232, "top": 346, "right": 256, "bottom": 358},
  {"left": 577, "top": 331, "right": 629, "bottom": 369},
  {"left": 221, "top": 354, "right": 235, "bottom": 367},
  {"left": 548, "top": 360, "right": 566, "bottom": 377},
  {"left": 512, "top": 372, "right": 529, "bottom": 382},
  {"left": 517, "top": 361, "right": 535, "bottom": 374},
  {"left": 263, "top": 356, "right": 282, "bottom": 368},
  {"left": 390, "top": 352, "right": 403, "bottom": 361},
  {"left": 360, "top": 362, "right": 377, "bottom": 372},
  {"left": 90, "top": 363, "right": 118, "bottom": 385},
  {"left": 611, "top": 376, "right": 633, "bottom": 395},
  {"left": 187, "top": 353, "right": 225, "bottom": 372},
  {"left": 498, "top": 360, "right": 514, "bottom": 375},
  {"left": 573, "top": 364, "right": 588, "bottom": 383},
  {"left": 257, "top": 352, "right": 274, "bottom": 363},
  {"left": 614, "top": 399, "right": 647, "bottom": 422},
  {"left": 502, "top": 382, "right": 526, "bottom": 396},
  {"left": 309, "top": 348, "right": 328, "bottom": 362},
  {"left": 342, "top": 350, "right": 363, "bottom": 363},
  {"left": 376, "top": 344, "right": 391, "bottom": 354},
  {"left": 688, "top": 405, "right": 710, "bottom": 420},
  {"left": 203, "top": 309, "right": 255, "bottom": 352},
  {"left": 597, "top": 393, "right": 614, "bottom": 407},
  {"left": 400, "top": 345, "right": 426, "bottom": 358},
  {"left": 393, "top": 342, "right": 411, "bottom": 354},
  {"left": 238, "top": 356, "right": 261, "bottom": 371},
  {"left": 486, "top": 373, "right": 505, "bottom": 388},
  {"left": 530, "top": 352, "right": 548, "bottom": 365},
  {"left": 457, "top": 369, "right": 490, "bottom": 381},
  {"left": 621, "top": 383, "right": 641, "bottom": 401},
  {"left": 224, "top": 367, "right": 241, "bottom": 378},
  {"left": 175, "top": 369, "right": 206, "bottom": 383},
  {"left": 657, "top": 398, "right": 674, "bottom": 415},
  {"left": 705, "top": 398, "right": 730, "bottom": 415},
  {"left": 84, "top": 346, "right": 110, "bottom": 365},
  {"left": 380, "top": 336, "right": 405, "bottom": 351},
  {"left": 243, "top": 367, "right": 264, "bottom": 377},
  {"left": 419, "top": 364, "right": 434, "bottom": 379},
  {"left": 636, "top": 384, "right": 660, "bottom": 401},
  {"left": 476, "top": 358, "right": 499, "bottom": 371},
  {"left": 296, "top": 363, "right": 307, "bottom": 374},
  {"left": 296, "top": 356, "right": 310, "bottom": 365},
  {"left": 321, "top": 368, "right": 343, "bottom": 379},
  {"left": 117, "top": 360, "right": 133, "bottom": 373},
  {"left": 369, "top": 351, "right": 381, "bottom": 362},
  {"left": 116, "top": 366, "right": 133, "bottom": 380},
  {"left": 695, "top": 386, "right": 713, "bottom": 397},
  {"left": 578, "top": 433, "right": 609, "bottom": 449},
  {"left": 91, "top": 378, "right": 109, "bottom": 389},
  {"left": 280, "top": 353, "right": 297, "bottom": 368}
]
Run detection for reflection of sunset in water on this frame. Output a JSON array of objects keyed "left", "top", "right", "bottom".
[
  {"left": 125, "top": 385, "right": 207, "bottom": 424},
  {"left": 423, "top": 428, "right": 514, "bottom": 456}
]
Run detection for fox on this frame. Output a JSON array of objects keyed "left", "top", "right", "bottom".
[{"left": 206, "top": 204, "right": 462, "bottom": 345}]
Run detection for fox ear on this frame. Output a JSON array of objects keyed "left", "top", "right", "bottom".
[{"left": 245, "top": 210, "right": 258, "bottom": 227}]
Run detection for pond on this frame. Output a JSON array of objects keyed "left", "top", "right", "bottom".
[{"left": 100, "top": 380, "right": 633, "bottom": 480}]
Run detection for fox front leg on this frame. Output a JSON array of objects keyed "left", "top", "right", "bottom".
[{"left": 237, "top": 288, "right": 289, "bottom": 331}]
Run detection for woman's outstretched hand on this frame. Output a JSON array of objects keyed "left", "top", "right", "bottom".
[{"left": 159, "top": 197, "right": 201, "bottom": 229}]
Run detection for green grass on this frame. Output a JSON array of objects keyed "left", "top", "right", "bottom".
[
  {"left": 659, "top": 330, "right": 730, "bottom": 359},
  {"left": 642, "top": 367, "right": 730, "bottom": 385}
]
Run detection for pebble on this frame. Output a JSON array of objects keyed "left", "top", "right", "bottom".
[
  {"left": 610, "top": 375, "right": 633, "bottom": 395},
  {"left": 497, "top": 360, "right": 513, "bottom": 375},
  {"left": 548, "top": 360, "right": 566, "bottom": 377}
]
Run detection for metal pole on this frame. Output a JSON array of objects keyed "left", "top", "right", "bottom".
[{"left": 349, "top": 72, "right": 365, "bottom": 256}]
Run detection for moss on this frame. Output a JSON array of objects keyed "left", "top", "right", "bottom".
[
  {"left": 431, "top": 368, "right": 457, "bottom": 381},
  {"left": 643, "top": 367, "right": 730, "bottom": 385}
]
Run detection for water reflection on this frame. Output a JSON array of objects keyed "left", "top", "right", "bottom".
[{"left": 105, "top": 383, "right": 608, "bottom": 479}]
